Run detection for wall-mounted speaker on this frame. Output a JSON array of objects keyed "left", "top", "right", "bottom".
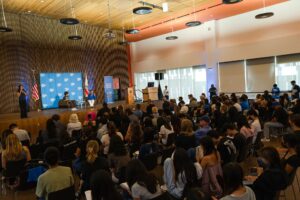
[{"left": 155, "top": 72, "right": 164, "bottom": 80}]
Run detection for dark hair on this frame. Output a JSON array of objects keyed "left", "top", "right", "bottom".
[
  {"left": 290, "top": 114, "right": 300, "bottom": 128},
  {"left": 52, "top": 114, "right": 60, "bottom": 121},
  {"left": 1, "top": 129, "right": 13, "bottom": 149},
  {"left": 108, "top": 135, "right": 127, "bottom": 156},
  {"left": 136, "top": 104, "right": 141, "bottom": 110},
  {"left": 46, "top": 119, "right": 57, "bottom": 139},
  {"left": 44, "top": 147, "right": 60, "bottom": 166},
  {"left": 207, "top": 130, "right": 220, "bottom": 139},
  {"left": 260, "top": 146, "right": 281, "bottom": 169},
  {"left": 199, "top": 136, "right": 216, "bottom": 156},
  {"left": 162, "top": 117, "right": 172, "bottom": 130},
  {"left": 126, "top": 159, "right": 158, "bottom": 194},
  {"left": 107, "top": 121, "right": 117, "bottom": 137},
  {"left": 173, "top": 148, "right": 197, "bottom": 186},
  {"left": 64, "top": 91, "right": 68, "bottom": 95},
  {"left": 9, "top": 123, "right": 18, "bottom": 130},
  {"left": 282, "top": 134, "right": 300, "bottom": 156},
  {"left": 237, "top": 115, "right": 251, "bottom": 129},
  {"left": 144, "top": 117, "right": 153, "bottom": 128},
  {"left": 17, "top": 84, "right": 23, "bottom": 92},
  {"left": 103, "top": 102, "right": 108, "bottom": 107},
  {"left": 222, "top": 123, "right": 236, "bottom": 134},
  {"left": 129, "top": 121, "right": 143, "bottom": 144},
  {"left": 90, "top": 170, "right": 122, "bottom": 200},
  {"left": 143, "top": 127, "right": 155, "bottom": 143},
  {"left": 247, "top": 109, "right": 258, "bottom": 117},
  {"left": 223, "top": 162, "right": 244, "bottom": 195},
  {"left": 273, "top": 84, "right": 277, "bottom": 87}
]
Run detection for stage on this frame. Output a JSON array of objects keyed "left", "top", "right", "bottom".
[{"left": 0, "top": 100, "right": 163, "bottom": 142}]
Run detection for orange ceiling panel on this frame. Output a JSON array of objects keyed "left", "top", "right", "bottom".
[{"left": 126, "top": 0, "right": 288, "bottom": 42}]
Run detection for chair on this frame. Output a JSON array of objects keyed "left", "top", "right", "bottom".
[
  {"left": 1, "top": 159, "right": 26, "bottom": 195},
  {"left": 249, "top": 131, "right": 264, "bottom": 157},
  {"left": 270, "top": 126, "right": 287, "bottom": 138},
  {"left": 140, "top": 152, "right": 159, "bottom": 171},
  {"left": 48, "top": 185, "right": 76, "bottom": 200}
]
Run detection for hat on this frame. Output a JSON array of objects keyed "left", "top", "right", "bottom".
[{"left": 200, "top": 115, "right": 210, "bottom": 123}]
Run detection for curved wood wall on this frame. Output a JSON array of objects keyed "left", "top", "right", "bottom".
[{"left": 0, "top": 12, "right": 129, "bottom": 114}]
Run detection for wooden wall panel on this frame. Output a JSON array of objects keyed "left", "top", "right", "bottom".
[{"left": 0, "top": 12, "right": 129, "bottom": 114}]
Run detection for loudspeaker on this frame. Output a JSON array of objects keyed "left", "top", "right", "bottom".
[{"left": 155, "top": 73, "right": 164, "bottom": 80}]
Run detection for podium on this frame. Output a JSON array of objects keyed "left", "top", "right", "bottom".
[
  {"left": 127, "top": 87, "right": 135, "bottom": 105},
  {"left": 142, "top": 87, "right": 158, "bottom": 102}
]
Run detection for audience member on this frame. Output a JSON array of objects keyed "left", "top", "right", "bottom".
[
  {"left": 125, "top": 121, "right": 143, "bottom": 155},
  {"left": 237, "top": 115, "right": 254, "bottom": 139},
  {"left": 159, "top": 117, "right": 174, "bottom": 145},
  {"left": 97, "top": 102, "right": 111, "bottom": 117},
  {"left": 280, "top": 134, "right": 300, "bottom": 175},
  {"left": 41, "top": 119, "right": 59, "bottom": 144},
  {"left": 9, "top": 123, "right": 30, "bottom": 143},
  {"left": 51, "top": 114, "right": 66, "bottom": 137},
  {"left": 67, "top": 113, "right": 82, "bottom": 136},
  {"left": 195, "top": 115, "right": 212, "bottom": 145},
  {"left": 0, "top": 129, "right": 13, "bottom": 149},
  {"left": 175, "top": 119, "right": 196, "bottom": 150},
  {"left": 101, "top": 122, "right": 124, "bottom": 155},
  {"left": 291, "top": 80, "right": 300, "bottom": 100},
  {"left": 271, "top": 84, "right": 281, "bottom": 99},
  {"left": 133, "top": 104, "right": 143, "bottom": 119}
]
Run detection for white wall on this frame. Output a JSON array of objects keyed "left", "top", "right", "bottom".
[{"left": 131, "top": 0, "right": 300, "bottom": 92}]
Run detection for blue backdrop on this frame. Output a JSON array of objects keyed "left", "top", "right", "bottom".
[
  {"left": 104, "top": 76, "right": 114, "bottom": 104},
  {"left": 40, "top": 73, "right": 83, "bottom": 109}
]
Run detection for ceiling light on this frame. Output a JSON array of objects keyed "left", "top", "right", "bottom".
[
  {"left": 162, "top": 3, "right": 168, "bottom": 12},
  {"left": 60, "top": 18, "right": 79, "bottom": 25},
  {"left": 223, "top": 0, "right": 243, "bottom": 4},
  {"left": 166, "top": 36, "right": 178, "bottom": 40},
  {"left": 185, "top": 21, "right": 202, "bottom": 27},
  {"left": 103, "top": 30, "right": 116, "bottom": 39},
  {"left": 133, "top": 6, "right": 152, "bottom": 15},
  {"left": 68, "top": 35, "right": 82, "bottom": 40},
  {"left": 0, "top": 26, "right": 12, "bottom": 32},
  {"left": 126, "top": 29, "right": 140, "bottom": 34},
  {"left": 255, "top": 12, "right": 274, "bottom": 19}
]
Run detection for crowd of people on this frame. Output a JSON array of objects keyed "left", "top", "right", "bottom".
[{"left": 1, "top": 82, "right": 300, "bottom": 200}]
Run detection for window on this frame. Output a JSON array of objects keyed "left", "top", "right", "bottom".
[
  {"left": 275, "top": 62, "right": 300, "bottom": 91},
  {"left": 134, "top": 66, "right": 206, "bottom": 102}
]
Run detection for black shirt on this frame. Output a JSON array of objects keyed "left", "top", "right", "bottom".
[
  {"left": 232, "top": 133, "right": 247, "bottom": 163},
  {"left": 175, "top": 134, "right": 196, "bottom": 150},
  {"left": 273, "top": 108, "right": 289, "bottom": 126},
  {"left": 292, "top": 84, "right": 300, "bottom": 99},
  {"left": 217, "top": 137, "right": 237, "bottom": 166}
]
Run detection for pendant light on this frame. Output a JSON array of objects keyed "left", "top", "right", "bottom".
[
  {"left": 133, "top": 6, "right": 152, "bottom": 15},
  {"left": 119, "top": 27, "right": 130, "bottom": 45},
  {"left": 60, "top": 0, "right": 79, "bottom": 25},
  {"left": 0, "top": 0, "right": 12, "bottom": 32},
  {"left": 166, "top": 18, "right": 178, "bottom": 40},
  {"left": 185, "top": 0, "right": 201, "bottom": 27},
  {"left": 255, "top": 0, "right": 274, "bottom": 19},
  {"left": 103, "top": 0, "right": 116, "bottom": 39},
  {"left": 126, "top": 0, "right": 140, "bottom": 35},
  {"left": 223, "top": 0, "right": 243, "bottom": 4}
]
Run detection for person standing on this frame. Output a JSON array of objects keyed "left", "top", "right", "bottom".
[
  {"left": 271, "top": 84, "right": 280, "bottom": 99},
  {"left": 17, "top": 84, "right": 28, "bottom": 118},
  {"left": 163, "top": 86, "right": 169, "bottom": 100},
  {"left": 87, "top": 90, "right": 96, "bottom": 107},
  {"left": 291, "top": 80, "right": 300, "bottom": 100},
  {"left": 209, "top": 84, "right": 217, "bottom": 100}
]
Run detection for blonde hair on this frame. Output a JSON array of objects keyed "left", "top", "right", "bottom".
[
  {"left": 180, "top": 119, "right": 193, "bottom": 135},
  {"left": 5, "top": 134, "right": 23, "bottom": 161},
  {"left": 152, "top": 106, "right": 158, "bottom": 114},
  {"left": 69, "top": 113, "right": 79, "bottom": 123},
  {"left": 86, "top": 140, "right": 99, "bottom": 163}
]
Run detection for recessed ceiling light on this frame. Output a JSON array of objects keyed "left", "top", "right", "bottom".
[
  {"left": 27, "top": 10, "right": 31, "bottom": 13},
  {"left": 0, "top": 26, "right": 12, "bottom": 32},
  {"left": 166, "top": 36, "right": 178, "bottom": 40},
  {"left": 255, "top": 12, "right": 274, "bottom": 19},
  {"left": 133, "top": 6, "right": 152, "bottom": 15},
  {"left": 68, "top": 35, "right": 82, "bottom": 40},
  {"left": 41, "top": 0, "right": 45, "bottom": 2},
  {"left": 223, "top": 0, "right": 243, "bottom": 4},
  {"left": 60, "top": 18, "right": 79, "bottom": 25},
  {"left": 126, "top": 29, "right": 140, "bottom": 34},
  {"left": 185, "top": 21, "right": 202, "bottom": 27}
]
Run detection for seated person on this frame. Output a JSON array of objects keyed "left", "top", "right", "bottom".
[
  {"left": 83, "top": 113, "right": 96, "bottom": 129},
  {"left": 36, "top": 147, "right": 74, "bottom": 199},
  {"left": 159, "top": 117, "right": 174, "bottom": 145},
  {"left": 9, "top": 123, "right": 30, "bottom": 144},
  {"left": 139, "top": 127, "right": 160, "bottom": 159},
  {"left": 59, "top": 91, "right": 76, "bottom": 108},
  {"left": 2, "top": 134, "right": 31, "bottom": 170},
  {"left": 194, "top": 115, "right": 212, "bottom": 145},
  {"left": 237, "top": 115, "right": 254, "bottom": 139},
  {"left": 67, "top": 113, "right": 82, "bottom": 136},
  {"left": 245, "top": 147, "right": 288, "bottom": 200},
  {"left": 87, "top": 90, "right": 96, "bottom": 107},
  {"left": 41, "top": 119, "right": 60, "bottom": 145},
  {"left": 175, "top": 119, "right": 196, "bottom": 150}
]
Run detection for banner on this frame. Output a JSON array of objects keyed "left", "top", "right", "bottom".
[{"left": 104, "top": 76, "right": 114, "bottom": 103}]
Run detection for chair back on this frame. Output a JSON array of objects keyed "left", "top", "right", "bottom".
[
  {"left": 4, "top": 159, "right": 27, "bottom": 178},
  {"left": 48, "top": 185, "right": 75, "bottom": 200}
]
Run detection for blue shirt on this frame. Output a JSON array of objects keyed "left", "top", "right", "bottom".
[
  {"left": 195, "top": 126, "right": 212, "bottom": 145},
  {"left": 240, "top": 100, "right": 250, "bottom": 111},
  {"left": 272, "top": 87, "right": 280, "bottom": 99},
  {"left": 87, "top": 94, "right": 96, "bottom": 100}
]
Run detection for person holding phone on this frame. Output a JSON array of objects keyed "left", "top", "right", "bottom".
[{"left": 17, "top": 84, "right": 28, "bottom": 118}]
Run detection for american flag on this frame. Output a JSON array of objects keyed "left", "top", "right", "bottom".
[
  {"left": 84, "top": 73, "right": 89, "bottom": 97},
  {"left": 32, "top": 75, "right": 40, "bottom": 101}
]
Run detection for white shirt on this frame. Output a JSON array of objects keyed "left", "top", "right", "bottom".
[
  {"left": 13, "top": 129, "right": 30, "bottom": 142},
  {"left": 159, "top": 125, "right": 174, "bottom": 145},
  {"left": 234, "top": 103, "right": 242, "bottom": 112},
  {"left": 97, "top": 124, "right": 108, "bottom": 139},
  {"left": 101, "top": 132, "right": 124, "bottom": 155},
  {"left": 163, "top": 88, "right": 169, "bottom": 96},
  {"left": 67, "top": 122, "right": 82, "bottom": 136}
]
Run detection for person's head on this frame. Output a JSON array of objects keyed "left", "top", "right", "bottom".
[
  {"left": 211, "top": 84, "right": 214, "bottom": 87},
  {"left": 199, "top": 136, "right": 216, "bottom": 156},
  {"left": 46, "top": 118, "right": 57, "bottom": 138},
  {"left": 152, "top": 106, "right": 158, "bottom": 114},
  {"left": 108, "top": 135, "right": 127, "bottom": 156},
  {"left": 129, "top": 121, "right": 143, "bottom": 143},
  {"left": 1, "top": 129, "right": 13, "bottom": 149},
  {"left": 289, "top": 114, "right": 300, "bottom": 130},
  {"left": 9, "top": 123, "right": 18, "bottom": 130},
  {"left": 91, "top": 170, "right": 120, "bottom": 200},
  {"left": 126, "top": 159, "right": 158, "bottom": 194},
  {"left": 199, "top": 115, "right": 210, "bottom": 127},
  {"left": 165, "top": 85, "right": 167, "bottom": 89},
  {"left": 247, "top": 109, "right": 259, "bottom": 120},
  {"left": 64, "top": 91, "right": 69, "bottom": 96},
  {"left": 291, "top": 80, "right": 296, "bottom": 86},
  {"left": 207, "top": 130, "right": 222, "bottom": 145},
  {"left": 144, "top": 117, "right": 153, "bottom": 128},
  {"left": 282, "top": 134, "right": 300, "bottom": 155},
  {"left": 178, "top": 96, "right": 183, "bottom": 101},
  {"left": 231, "top": 97, "right": 238, "bottom": 103},
  {"left": 107, "top": 121, "right": 117, "bottom": 137},
  {"left": 223, "top": 123, "right": 237, "bottom": 137},
  {"left": 273, "top": 84, "right": 278, "bottom": 88},
  {"left": 86, "top": 140, "right": 99, "bottom": 163},
  {"left": 173, "top": 148, "right": 197, "bottom": 184},
  {"left": 258, "top": 146, "right": 281, "bottom": 169},
  {"left": 143, "top": 127, "right": 155, "bottom": 143},
  {"left": 237, "top": 115, "right": 250, "bottom": 130},
  {"left": 135, "top": 104, "right": 141, "bottom": 110},
  {"left": 69, "top": 113, "right": 79, "bottom": 123},
  {"left": 180, "top": 119, "right": 193, "bottom": 134},
  {"left": 5, "top": 134, "right": 23, "bottom": 160},
  {"left": 223, "top": 162, "right": 244, "bottom": 195},
  {"left": 89, "top": 90, "right": 94, "bottom": 94},
  {"left": 102, "top": 102, "right": 108, "bottom": 108},
  {"left": 51, "top": 114, "right": 60, "bottom": 121},
  {"left": 264, "top": 90, "right": 269, "bottom": 95},
  {"left": 44, "top": 147, "right": 60, "bottom": 167},
  {"left": 162, "top": 116, "right": 172, "bottom": 130}
]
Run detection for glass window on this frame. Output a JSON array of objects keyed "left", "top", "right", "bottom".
[{"left": 275, "top": 62, "right": 300, "bottom": 91}]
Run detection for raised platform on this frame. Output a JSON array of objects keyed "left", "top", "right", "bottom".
[{"left": 0, "top": 101, "right": 127, "bottom": 142}]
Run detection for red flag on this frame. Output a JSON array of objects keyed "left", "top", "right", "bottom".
[
  {"left": 32, "top": 76, "right": 39, "bottom": 101},
  {"left": 84, "top": 73, "right": 89, "bottom": 97}
]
